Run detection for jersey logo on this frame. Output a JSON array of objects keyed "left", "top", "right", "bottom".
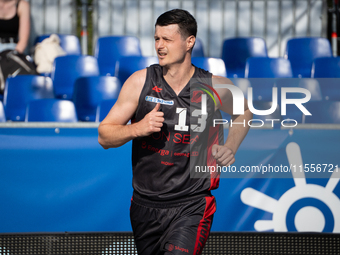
[
  {"left": 152, "top": 86, "right": 162, "bottom": 92},
  {"left": 192, "top": 90, "right": 203, "bottom": 103},
  {"left": 145, "top": 96, "right": 174, "bottom": 105}
]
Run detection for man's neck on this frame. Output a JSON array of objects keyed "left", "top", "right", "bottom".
[{"left": 162, "top": 60, "right": 195, "bottom": 96}]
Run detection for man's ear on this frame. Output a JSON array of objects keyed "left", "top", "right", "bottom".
[{"left": 187, "top": 35, "right": 196, "bottom": 52}]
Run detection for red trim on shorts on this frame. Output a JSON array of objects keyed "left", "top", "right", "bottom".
[
  {"left": 207, "top": 126, "right": 220, "bottom": 190},
  {"left": 193, "top": 196, "right": 216, "bottom": 255}
]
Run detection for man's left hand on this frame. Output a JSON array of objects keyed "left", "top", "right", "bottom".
[{"left": 211, "top": 144, "right": 235, "bottom": 166}]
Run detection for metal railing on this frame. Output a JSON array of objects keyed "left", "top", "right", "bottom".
[
  {"left": 27, "top": 0, "right": 77, "bottom": 53},
  {"left": 25, "top": 0, "right": 327, "bottom": 57},
  {"left": 92, "top": 0, "right": 326, "bottom": 57}
]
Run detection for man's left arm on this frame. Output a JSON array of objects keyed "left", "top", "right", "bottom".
[{"left": 211, "top": 76, "right": 253, "bottom": 166}]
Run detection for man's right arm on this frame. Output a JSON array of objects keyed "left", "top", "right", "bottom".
[{"left": 98, "top": 69, "right": 164, "bottom": 149}]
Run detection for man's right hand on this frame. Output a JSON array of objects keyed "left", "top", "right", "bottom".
[{"left": 136, "top": 103, "right": 164, "bottom": 137}]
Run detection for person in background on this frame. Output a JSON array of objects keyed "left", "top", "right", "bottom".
[{"left": 0, "top": 0, "right": 30, "bottom": 53}]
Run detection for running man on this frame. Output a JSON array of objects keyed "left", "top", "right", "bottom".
[{"left": 98, "top": 9, "right": 252, "bottom": 255}]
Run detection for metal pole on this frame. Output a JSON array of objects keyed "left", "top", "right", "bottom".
[{"left": 81, "top": 0, "right": 88, "bottom": 55}]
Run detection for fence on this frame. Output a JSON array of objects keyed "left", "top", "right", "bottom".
[
  {"left": 27, "top": 0, "right": 77, "bottom": 53},
  {"left": 92, "top": 0, "right": 326, "bottom": 57},
  {"left": 25, "top": 0, "right": 327, "bottom": 57}
]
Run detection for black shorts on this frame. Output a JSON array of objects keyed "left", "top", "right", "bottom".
[{"left": 130, "top": 192, "right": 216, "bottom": 255}]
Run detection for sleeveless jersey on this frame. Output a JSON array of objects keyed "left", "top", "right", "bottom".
[
  {"left": 132, "top": 64, "right": 224, "bottom": 201},
  {"left": 0, "top": 0, "right": 20, "bottom": 40}
]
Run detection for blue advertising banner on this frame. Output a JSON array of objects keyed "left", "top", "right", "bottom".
[{"left": 0, "top": 125, "right": 339, "bottom": 233}]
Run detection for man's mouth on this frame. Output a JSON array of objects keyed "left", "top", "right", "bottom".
[{"left": 158, "top": 52, "right": 167, "bottom": 57}]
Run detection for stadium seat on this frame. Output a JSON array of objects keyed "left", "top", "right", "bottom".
[
  {"left": 191, "top": 57, "right": 227, "bottom": 77},
  {"left": 312, "top": 57, "right": 340, "bottom": 78},
  {"left": 0, "top": 101, "right": 5, "bottom": 122},
  {"left": 51, "top": 55, "right": 100, "bottom": 99},
  {"left": 317, "top": 79, "right": 340, "bottom": 101},
  {"left": 221, "top": 37, "right": 268, "bottom": 78},
  {"left": 303, "top": 101, "right": 340, "bottom": 124},
  {"left": 311, "top": 58, "right": 340, "bottom": 100},
  {"left": 95, "top": 99, "right": 117, "bottom": 122},
  {"left": 116, "top": 56, "right": 158, "bottom": 84},
  {"left": 73, "top": 76, "right": 121, "bottom": 121},
  {"left": 245, "top": 57, "right": 293, "bottom": 78},
  {"left": 94, "top": 36, "right": 142, "bottom": 76},
  {"left": 250, "top": 101, "right": 281, "bottom": 120},
  {"left": 25, "top": 99, "right": 78, "bottom": 122},
  {"left": 312, "top": 57, "right": 340, "bottom": 100},
  {"left": 3, "top": 75, "right": 54, "bottom": 121},
  {"left": 276, "top": 78, "right": 322, "bottom": 101},
  {"left": 284, "top": 37, "right": 332, "bottom": 78},
  {"left": 276, "top": 78, "right": 323, "bottom": 123},
  {"left": 192, "top": 38, "right": 205, "bottom": 57},
  {"left": 35, "top": 34, "right": 82, "bottom": 55}
]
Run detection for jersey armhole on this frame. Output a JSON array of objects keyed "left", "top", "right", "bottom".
[{"left": 133, "top": 66, "right": 152, "bottom": 120}]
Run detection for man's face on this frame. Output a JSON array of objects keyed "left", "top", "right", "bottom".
[{"left": 154, "top": 24, "right": 188, "bottom": 67}]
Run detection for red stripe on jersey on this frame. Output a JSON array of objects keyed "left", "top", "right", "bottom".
[
  {"left": 206, "top": 125, "right": 221, "bottom": 190},
  {"left": 193, "top": 196, "right": 216, "bottom": 255}
]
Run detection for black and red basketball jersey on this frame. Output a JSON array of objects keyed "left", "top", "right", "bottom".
[{"left": 132, "top": 64, "right": 224, "bottom": 201}]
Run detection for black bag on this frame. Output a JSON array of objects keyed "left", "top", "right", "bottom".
[{"left": 0, "top": 49, "right": 38, "bottom": 95}]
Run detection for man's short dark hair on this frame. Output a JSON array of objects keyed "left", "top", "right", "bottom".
[{"left": 155, "top": 9, "right": 197, "bottom": 39}]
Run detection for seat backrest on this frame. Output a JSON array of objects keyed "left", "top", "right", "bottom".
[
  {"left": 221, "top": 37, "right": 268, "bottom": 78},
  {"left": 274, "top": 78, "right": 323, "bottom": 123},
  {"left": 95, "top": 99, "right": 118, "bottom": 122},
  {"left": 249, "top": 100, "right": 281, "bottom": 122},
  {"left": 35, "top": 34, "right": 82, "bottom": 55},
  {"left": 303, "top": 101, "right": 340, "bottom": 123},
  {"left": 51, "top": 55, "right": 100, "bottom": 99},
  {"left": 192, "top": 38, "right": 205, "bottom": 57},
  {"left": 315, "top": 78, "right": 340, "bottom": 101},
  {"left": 312, "top": 57, "right": 340, "bottom": 78},
  {"left": 116, "top": 56, "right": 158, "bottom": 84},
  {"left": 3, "top": 75, "right": 54, "bottom": 121},
  {"left": 73, "top": 76, "right": 121, "bottom": 121},
  {"left": 25, "top": 99, "right": 78, "bottom": 122},
  {"left": 0, "top": 101, "right": 6, "bottom": 122},
  {"left": 285, "top": 37, "right": 332, "bottom": 78},
  {"left": 94, "top": 36, "right": 142, "bottom": 76},
  {"left": 191, "top": 57, "right": 227, "bottom": 77},
  {"left": 245, "top": 57, "right": 293, "bottom": 78}
]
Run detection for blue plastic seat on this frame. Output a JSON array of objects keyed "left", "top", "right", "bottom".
[
  {"left": 316, "top": 79, "right": 340, "bottom": 101},
  {"left": 277, "top": 78, "right": 323, "bottom": 123},
  {"left": 116, "top": 56, "right": 158, "bottom": 84},
  {"left": 35, "top": 34, "right": 82, "bottom": 55},
  {"left": 221, "top": 37, "right": 268, "bottom": 78},
  {"left": 192, "top": 38, "right": 205, "bottom": 57},
  {"left": 249, "top": 101, "right": 281, "bottom": 122},
  {"left": 51, "top": 55, "right": 100, "bottom": 99},
  {"left": 245, "top": 57, "right": 293, "bottom": 78},
  {"left": 276, "top": 78, "right": 322, "bottom": 101},
  {"left": 276, "top": 78, "right": 323, "bottom": 123},
  {"left": 0, "top": 101, "right": 6, "bottom": 122},
  {"left": 303, "top": 101, "right": 340, "bottom": 123},
  {"left": 25, "top": 99, "right": 78, "bottom": 122},
  {"left": 311, "top": 58, "right": 340, "bottom": 100},
  {"left": 73, "top": 76, "right": 121, "bottom": 121},
  {"left": 285, "top": 37, "right": 332, "bottom": 78},
  {"left": 312, "top": 57, "right": 340, "bottom": 78},
  {"left": 95, "top": 36, "right": 142, "bottom": 76},
  {"left": 95, "top": 99, "right": 117, "bottom": 122},
  {"left": 191, "top": 57, "right": 227, "bottom": 77},
  {"left": 3, "top": 75, "right": 54, "bottom": 121}
]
